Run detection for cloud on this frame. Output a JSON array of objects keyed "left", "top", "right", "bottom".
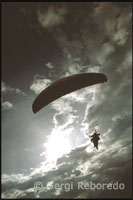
[
  {"left": 93, "top": 2, "right": 131, "bottom": 46},
  {"left": 51, "top": 97, "right": 78, "bottom": 126},
  {"left": 2, "top": 173, "right": 30, "bottom": 184},
  {"left": 45, "top": 62, "right": 54, "bottom": 69},
  {"left": 30, "top": 75, "right": 51, "bottom": 95},
  {"left": 2, "top": 188, "right": 36, "bottom": 199},
  {"left": 2, "top": 133, "right": 132, "bottom": 198},
  {"left": 37, "top": 6, "right": 67, "bottom": 28},
  {"left": 2, "top": 3, "right": 132, "bottom": 199},
  {"left": 51, "top": 98, "right": 73, "bottom": 113},
  {"left": 2, "top": 82, "right": 25, "bottom": 96},
  {"left": 35, "top": 3, "right": 131, "bottom": 90},
  {"left": 2, "top": 101, "right": 13, "bottom": 111},
  {"left": 48, "top": 3, "right": 131, "bottom": 72},
  {"left": 111, "top": 11, "right": 131, "bottom": 46},
  {"left": 53, "top": 111, "right": 78, "bottom": 130},
  {"left": 81, "top": 49, "right": 132, "bottom": 134},
  {"left": 2, "top": 82, "right": 25, "bottom": 112},
  {"left": 68, "top": 63, "right": 81, "bottom": 75}
]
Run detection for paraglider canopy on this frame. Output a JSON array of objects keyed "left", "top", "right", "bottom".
[{"left": 32, "top": 73, "right": 107, "bottom": 113}]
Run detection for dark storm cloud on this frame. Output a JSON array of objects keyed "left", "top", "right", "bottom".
[{"left": 36, "top": 2, "right": 131, "bottom": 72}]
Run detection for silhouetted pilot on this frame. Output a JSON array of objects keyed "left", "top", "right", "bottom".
[{"left": 90, "top": 130, "right": 100, "bottom": 150}]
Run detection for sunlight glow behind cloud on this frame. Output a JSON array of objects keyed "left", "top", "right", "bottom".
[{"left": 44, "top": 131, "right": 72, "bottom": 161}]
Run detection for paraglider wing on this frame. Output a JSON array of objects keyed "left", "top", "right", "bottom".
[{"left": 32, "top": 73, "right": 107, "bottom": 113}]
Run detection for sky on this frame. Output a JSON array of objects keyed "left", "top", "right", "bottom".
[{"left": 2, "top": 2, "right": 132, "bottom": 198}]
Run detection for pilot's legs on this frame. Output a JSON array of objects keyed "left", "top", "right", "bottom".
[{"left": 94, "top": 143, "right": 98, "bottom": 150}]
